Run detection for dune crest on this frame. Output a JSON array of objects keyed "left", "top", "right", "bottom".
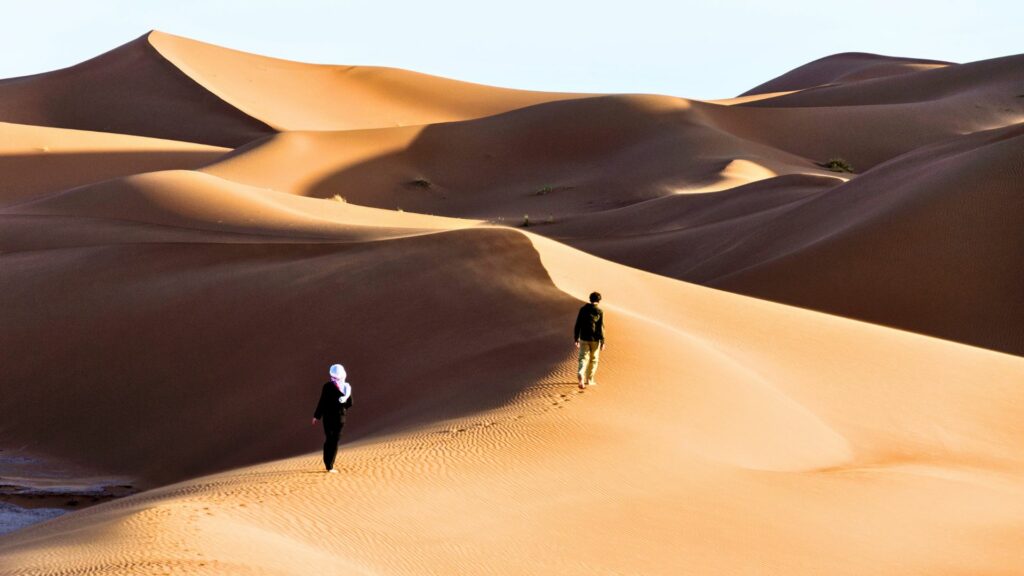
[
  {"left": 739, "top": 52, "right": 952, "bottom": 96},
  {"left": 148, "top": 30, "right": 586, "bottom": 131}
]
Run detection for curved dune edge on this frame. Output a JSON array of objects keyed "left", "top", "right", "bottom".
[
  {"left": 0, "top": 33, "right": 274, "bottom": 148},
  {"left": 0, "top": 122, "right": 229, "bottom": 206},
  {"left": 4, "top": 169, "right": 479, "bottom": 242},
  {"left": 200, "top": 95, "right": 838, "bottom": 222},
  {"left": 739, "top": 52, "right": 952, "bottom": 97},
  {"left": 147, "top": 30, "right": 587, "bottom": 132},
  {"left": 2, "top": 224, "right": 1024, "bottom": 575}
]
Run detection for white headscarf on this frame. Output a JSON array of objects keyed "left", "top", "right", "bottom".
[{"left": 329, "top": 364, "right": 352, "bottom": 403}]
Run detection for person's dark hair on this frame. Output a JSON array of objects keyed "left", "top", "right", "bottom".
[{"left": 589, "top": 292, "right": 602, "bottom": 303}]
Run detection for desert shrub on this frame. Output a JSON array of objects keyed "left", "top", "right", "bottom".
[
  {"left": 331, "top": 194, "right": 346, "bottom": 203},
  {"left": 536, "top": 185, "right": 553, "bottom": 196},
  {"left": 820, "top": 158, "right": 854, "bottom": 173},
  {"left": 409, "top": 178, "right": 432, "bottom": 189},
  {"left": 521, "top": 214, "right": 530, "bottom": 227}
]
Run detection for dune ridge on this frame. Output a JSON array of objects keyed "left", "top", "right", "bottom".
[{"left": 739, "top": 52, "right": 952, "bottom": 96}]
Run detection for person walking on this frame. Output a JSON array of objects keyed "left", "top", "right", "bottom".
[
  {"left": 574, "top": 292, "right": 606, "bottom": 389},
  {"left": 312, "top": 363, "right": 354, "bottom": 473}
]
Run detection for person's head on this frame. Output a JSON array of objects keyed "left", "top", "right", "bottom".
[
  {"left": 329, "top": 364, "right": 347, "bottom": 383},
  {"left": 589, "top": 292, "right": 602, "bottom": 304}
]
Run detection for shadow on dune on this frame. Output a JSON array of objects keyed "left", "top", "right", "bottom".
[
  {"left": 0, "top": 226, "right": 581, "bottom": 487},
  {"left": 0, "top": 151, "right": 228, "bottom": 206}
]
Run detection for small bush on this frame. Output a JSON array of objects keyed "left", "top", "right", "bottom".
[
  {"left": 820, "top": 158, "right": 854, "bottom": 173},
  {"left": 536, "top": 185, "right": 553, "bottom": 196},
  {"left": 409, "top": 178, "right": 432, "bottom": 189},
  {"left": 331, "top": 194, "right": 346, "bottom": 203},
  {"left": 521, "top": 214, "right": 530, "bottom": 227}
]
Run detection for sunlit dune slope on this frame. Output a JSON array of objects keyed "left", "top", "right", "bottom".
[
  {"left": 2, "top": 224, "right": 1023, "bottom": 575},
  {"left": 148, "top": 30, "right": 586, "bottom": 131},
  {"left": 739, "top": 52, "right": 951, "bottom": 96}
]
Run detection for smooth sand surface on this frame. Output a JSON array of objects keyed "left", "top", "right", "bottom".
[
  {"left": 0, "top": 121, "right": 228, "bottom": 206},
  {"left": 738, "top": 52, "right": 952, "bottom": 96},
  {"left": 1, "top": 32, "right": 1023, "bottom": 575}
]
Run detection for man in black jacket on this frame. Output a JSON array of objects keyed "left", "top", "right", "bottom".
[
  {"left": 312, "top": 364, "right": 354, "bottom": 473},
  {"left": 574, "top": 292, "right": 606, "bottom": 389}
]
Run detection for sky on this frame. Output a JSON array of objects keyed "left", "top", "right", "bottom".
[{"left": 0, "top": 0, "right": 1020, "bottom": 99}]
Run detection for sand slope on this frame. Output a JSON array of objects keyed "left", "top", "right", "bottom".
[
  {"left": 0, "top": 33, "right": 273, "bottom": 147},
  {"left": 0, "top": 122, "right": 227, "bottom": 206},
  {"left": 148, "top": 31, "right": 585, "bottom": 131},
  {"left": 2, "top": 218, "right": 1024, "bottom": 574},
  {"left": 739, "top": 52, "right": 952, "bottom": 96},
  {"left": 1, "top": 31, "right": 1023, "bottom": 576},
  {"left": 709, "top": 54, "right": 1024, "bottom": 170},
  {"left": 201, "top": 95, "right": 836, "bottom": 219}
]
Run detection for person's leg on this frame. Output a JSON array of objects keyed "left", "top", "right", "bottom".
[
  {"left": 577, "top": 341, "right": 592, "bottom": 388},
  {"left": 323, "top": 423, "right": 341, "bottom": 470},
  {"left": 586, "top": 341, "right": 601, "bottom": 385}
]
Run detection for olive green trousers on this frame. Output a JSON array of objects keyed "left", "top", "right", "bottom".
[{"left": 577, "top": 340, "right": 601, "bottom": 384}]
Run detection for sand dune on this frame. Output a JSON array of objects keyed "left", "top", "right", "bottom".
[
  {"left": 0, "top": 122, "right": 227, "bottom": 206},
  {"left": 707, "top": 54, "right": 1024, "bottom": 171},
  {"left": 148, "top": 31, "right": 585, "bottom": 131},
  {"left": 2, "top": 220, "right": 1023, "bottom": 574},
  {"left": 0, "top": 33, "right": 273, "bottom": 147},
  {"left": 739, "top": 52, "right": 952, "bottom": 96},
  {"left": 1, "top": 31, "right": 1023, "bottom": 576},
  {"left": 713, "top": 123, "right": 1024, "bottom": 356},
  {"left": 202, "top": 94, "right": 835, "bottom": 219}
]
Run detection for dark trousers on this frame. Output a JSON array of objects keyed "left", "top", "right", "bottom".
[{"left": 322, "top": 421, "right": 343, "bottom": 470}]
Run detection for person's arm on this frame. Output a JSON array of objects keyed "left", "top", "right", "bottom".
[
  {"left": 573, "top": 308, "right": 584, "bottom": 343},
  {"left": 597, "top": 310, "right": 606, "bottom": 348},
  {"left": 342, "top": 395, "right": 353, "bottom": 409},
  {"left": 312, "top": 385, "right": 326, "bottom": 423}
]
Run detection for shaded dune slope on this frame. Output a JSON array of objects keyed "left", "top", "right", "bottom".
[
  {"left": 0, "top": 33, "right": 273, "bottom": 147},
  {"left": 0, "top": 122, "right": 228, "bottom": 206},
  {"left": 546, "top": 124, "right": 1024, "bottom": 355},
  {"left": 710, "top": 54, "right": 1024, "bottom": 170},
  {"left": 739, "top": 52, "right": 951, "bottom": 96},
  {"left": 203, "top": 94, "right": 836, "bottom": 218},
  {"left": 712, "top": 123, "right": 1024, "bottom": 356},
  {"left": 0, "top": 176, "right": 568, "bottom": 485}
]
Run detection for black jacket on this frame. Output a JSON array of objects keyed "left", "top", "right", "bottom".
[
  {"left": 574, "top": 303, "right": 605, "bottom": 343},
  {"left": 313, "top": 381, "right": 353, "bottom": 425}
]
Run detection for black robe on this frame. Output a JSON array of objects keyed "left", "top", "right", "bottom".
[{"left": 313, "top": 381, "right": 353, "bottom": 427}]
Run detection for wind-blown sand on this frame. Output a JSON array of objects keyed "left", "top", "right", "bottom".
[{"left": 1, "top": 31, "right": 1023, "bottom": 575}]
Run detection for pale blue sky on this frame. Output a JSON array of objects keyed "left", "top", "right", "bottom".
[{"left": 1, "top": 0, "right": 1020, "bottom": 99}]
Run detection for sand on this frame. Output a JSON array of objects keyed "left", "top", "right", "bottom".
[{"left": 1, "top": 31, "right": 1023, "bottom": 575}]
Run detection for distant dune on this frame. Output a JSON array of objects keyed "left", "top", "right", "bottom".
[
  {"left": 1, "top": 32, "right": 1023, "bottom": 576},
  {"left": 739, "top": 52, "right": 952, "bottom": 96}
]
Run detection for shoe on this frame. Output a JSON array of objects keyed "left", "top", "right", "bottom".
[
  {"left": 587, "top": 380, "right": 597, "bottom": 387},
  {"left": 327, "top": 469, "right": 338, "bottom": 474},
  {"left": 577, "top": 375, "right": 585, "bottom": 389}
]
